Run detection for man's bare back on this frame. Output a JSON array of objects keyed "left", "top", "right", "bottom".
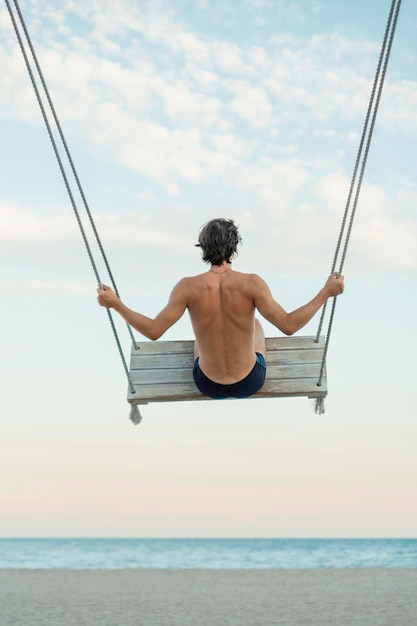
[
  {"left": 97, "top": 218, "right": 344, "bottom": 396},
  {"left": 183, "top": 266, "right": 263, "bottom": 383}
]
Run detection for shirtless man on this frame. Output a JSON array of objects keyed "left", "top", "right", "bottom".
[{"left": 97, "top": 218, "right": 344, "bottom": 399}]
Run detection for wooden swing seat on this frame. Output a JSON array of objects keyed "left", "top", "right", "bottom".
[{"left": 127, "top": 335, "right": 327, "bottom": 407}]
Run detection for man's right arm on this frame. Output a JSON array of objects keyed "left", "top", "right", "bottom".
[
  {"left": 97, "top": 279, "right": 189, "bottom": 340},
  {"left": 252, "top": 272, "right": 344, "bottom": 335}
]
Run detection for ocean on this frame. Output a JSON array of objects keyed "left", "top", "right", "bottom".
[{"left": 0, "top": 538, "right": 416, "bottom": 569}]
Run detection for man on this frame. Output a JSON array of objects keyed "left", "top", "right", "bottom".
[{"left": 97, "top": 218, "right": 344, "bottom": 399}]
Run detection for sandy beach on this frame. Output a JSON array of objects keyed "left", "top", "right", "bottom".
[{"left": 1, "top": 568, "right": 416, "bottom": 626}]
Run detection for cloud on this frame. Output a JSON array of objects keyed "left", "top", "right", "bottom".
[
  {"left": 0, "top": 202, "right": 77, "bottom": 241},
  {"left": 3, "top": 2, "right": 416, "bottom": 157},
  {"left": 1, "top": 0, "right": 416, "bottom": 284},
  {"left": 1, "top": 278, "right": 92, "bottom": 296},
  {"left": 3, "top": 157, "right": 416, "bottom": 289},
  {"left": 313, "top": 174, "right": 417, "bottom": 274},
  {"left": 380, "top": 79, "right": 417, "bottom": 134},
  {"left": 228, "top": 80, "right": 274, "bottom": 128}
]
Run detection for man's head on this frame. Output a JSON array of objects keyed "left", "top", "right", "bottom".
[{"left": 196, "top": 218, "right": 242, "bottom": 266}]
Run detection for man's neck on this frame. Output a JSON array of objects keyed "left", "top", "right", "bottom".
[{"left": 209, "top": 262, "right": 232, "bottom": 274}]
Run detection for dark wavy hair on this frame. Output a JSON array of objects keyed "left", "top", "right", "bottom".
[{"left": 195, "top": 218, "right": 242, "bottom": 266}]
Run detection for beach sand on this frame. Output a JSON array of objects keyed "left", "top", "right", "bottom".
[{"left": 1, "top": 569, "right": 416, "bottom": 626}]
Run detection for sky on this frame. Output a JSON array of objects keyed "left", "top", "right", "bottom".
[{"left": 1, "top": 0, "right": 416, "bottom": 538}]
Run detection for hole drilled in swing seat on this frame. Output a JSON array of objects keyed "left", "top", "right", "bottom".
[{"left": 127, "top": 335, "right": 327, "bottom": 406}]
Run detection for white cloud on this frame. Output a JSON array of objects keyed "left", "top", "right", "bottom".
[
  {"left": 0, "top": 201, "right": 191, "bottom": 249},
  {"left": 313, "top": 174, "right": 417, "bottom": 274},
  {"left": 1, "top": 0, "right": 416, "bottom": 283},
  {"left": 209, "top": 132, "right": 251, "bottom": 158},
  {"left": 0, "top": 278, "right": 92, "bottom": 296},
  {"left": 0, "top": 202, "right": 77, "bottom": 240},
  {"left": 3, "top": 4, "right": 416, "bottom": 152},
  {"left": 380, "top": 79, "right": 417, "bottom": 133},
  {"left": 185, "top": 64, "right": 220, "bottom": 90},
  {"left": 150, "top": 74, "right": 223, "bottom": 127},
  {"left": 228, "top": 80, "right": 274, "bottom": 128}
]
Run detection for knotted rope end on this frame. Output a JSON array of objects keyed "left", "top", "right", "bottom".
[
  {"left": 129, "top": 404, "right": 143, "bottom": 425},
  {"left": 315, "top": 397, "right": 326, "bottom": 415}
]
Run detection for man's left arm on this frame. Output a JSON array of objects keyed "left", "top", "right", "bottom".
[{"left": 97, "top": 279, "right": 188, "bottom": 340}]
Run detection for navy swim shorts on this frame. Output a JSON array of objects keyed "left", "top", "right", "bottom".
[{"left": 193, "top": 352, "right": 266, "bottom": 399}]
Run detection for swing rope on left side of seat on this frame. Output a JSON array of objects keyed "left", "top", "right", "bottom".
[{"left": 4, "top": 0, "right": 143, "bottom": 424}]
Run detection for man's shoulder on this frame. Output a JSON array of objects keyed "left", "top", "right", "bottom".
[
  {"left": 181, "top": 272, "right": 208, "bottom": 283},
  {"left": 233, "top": 270, "right": 265, "bottom": 283},
  {"left": 174, "top": 273, "right": 207, "bottom": 289}
]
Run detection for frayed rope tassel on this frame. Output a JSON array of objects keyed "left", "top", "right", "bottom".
[
  {"left": 315, "top": 397, "right": 325, "bottom": 415},
  {"left": 129, "top": 404, "right": 143, "bottom": 425}
]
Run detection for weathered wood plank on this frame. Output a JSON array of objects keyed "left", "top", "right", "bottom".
[
  {"left": 127, "top": 336, "right": 326, "bottom": 369},
  {"left": 130, "top": 353, "right": 195, "bottom": 370},
  {"left": 130, "top": 347, "right": 324, "bottom": 370},
  {"left": 130, "top": 336, "right": 324, "bottom": 356},
  {"left": 129, "top": 362, "right": 324, "bottom": 386},
  {"left": 128, "top": 377, "right": 326, "bottom": 402},
  {"left": 127, "top": 335, "right": 327, "bottom": 406}
]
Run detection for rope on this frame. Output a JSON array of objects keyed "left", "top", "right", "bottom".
[
  {"left": 5, "top": 0, "right": 138, "bottom": 398},
  {"left": 315, "top": 397, "right": 325, "bottom": 416},
  {"left": 314, "top": 0, "right": 402, "bottom": 403},
  {"left": 129, "top": 404, "right": 143, "bottom": 426}
]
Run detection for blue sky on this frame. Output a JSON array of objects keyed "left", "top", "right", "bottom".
[{"left": 1, "top": 0, "right": 416, "bottom": 537}]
